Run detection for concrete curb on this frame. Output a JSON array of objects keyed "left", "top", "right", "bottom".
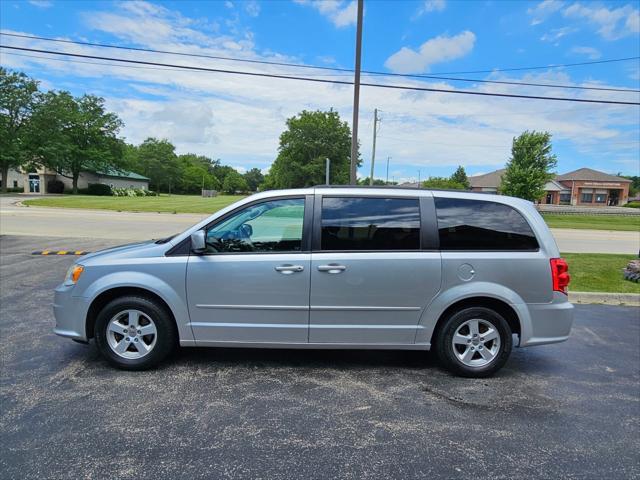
[{"left": 569, "top": 291, "right": 640, "bottom": 306}]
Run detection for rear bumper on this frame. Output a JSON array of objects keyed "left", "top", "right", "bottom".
[
  {"left": 519, "top": 295, "right": 574, "bottom": 347},
  {"left": 53, "top": 285, "right": 89, "bottom": 341}
]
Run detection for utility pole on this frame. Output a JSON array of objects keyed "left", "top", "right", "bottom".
[
  {"left": 386, "top": 156, "right": 391, "bottom": 184},
  {"left": 418, "top": 170, "right": 421, "bottom": 188},
  {"left": 369, "top": 108, "right": 380, "bottom": 186},
  {"left": 350, "top": 0, "right": 364, "bottom": 185}
]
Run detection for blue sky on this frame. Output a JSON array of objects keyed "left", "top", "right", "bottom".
[{"left": 1, "top": 0, "right": 639, "bottom": 181}]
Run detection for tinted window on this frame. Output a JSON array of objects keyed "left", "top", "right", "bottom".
[
  {"left": 207, "top": 198, "right": 304, "bottom": 253},
  {"left": 435, "top": 198, "right": 538, "bottom": 250},
  {"left": 321, "top": 197, "right": 420, "bottom": 251}
]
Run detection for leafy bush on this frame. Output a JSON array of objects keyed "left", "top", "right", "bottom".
[
  {"left": 47, "top": 179, "right": 65, "bottom": 194},
  {"left": 111, "top": 187, "right": 152, "bottom": 197},
  {"left": 623, "top": 201, "right": 640, "bottom": 208},
  {"left": 87, "top": 183, "right": 113, "bottom": 196}
]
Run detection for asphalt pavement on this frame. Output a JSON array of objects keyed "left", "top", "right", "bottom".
[
  {"left": 1, "top": 235, "right": 639, "bottom": 479},
  {"left": 1, "top": 195, "right": 639, "bottom": 253}
]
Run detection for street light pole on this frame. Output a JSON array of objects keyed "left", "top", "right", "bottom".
[
  {"left": 325, "top": 158, "right": 330, "bottom": 185},
  {"left": 369, "top": 108, "right": 379, "bottom": 186},
  {"left": 386, "top": 156, "right": 390, "bottom": 185},
  {"left": 350, "top": 0, "right": 364, "bottom": 185}
]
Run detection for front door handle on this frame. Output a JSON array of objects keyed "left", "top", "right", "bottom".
[
  {"left": 317, "top": 264, "right": 347, "bottom": 274},
  {"left": 275, "top": 265, "right": 304, "bottom": 274}
]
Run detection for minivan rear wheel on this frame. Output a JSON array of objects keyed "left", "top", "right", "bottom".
[
  {"left": 435, "top": 307, "right": 512, "bottom": 378},
  {"left": 94, "top": 295, "right": 176, "bottom": 370}
]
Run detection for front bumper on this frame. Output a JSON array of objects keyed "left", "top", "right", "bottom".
[
  {"left": 53, "top": 284, "right": 89, "bottom": 341},
  {"left": 519, "top": 294, "right": 574, "bottom": 347}
]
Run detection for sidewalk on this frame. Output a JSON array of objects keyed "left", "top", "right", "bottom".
[{"left": 569, "top": 291, "right": 640, "bottom": 307}]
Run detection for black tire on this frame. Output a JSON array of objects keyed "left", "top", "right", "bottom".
[
  {"left": 94, "top": 295, "right": 177, "bottom": 370},
  {"left": 435, "top": 307, "right": 512, "bottom": 378}
]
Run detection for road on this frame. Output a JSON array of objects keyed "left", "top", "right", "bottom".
[
  {"left": 1, "top": 195, "right": 639, "bottom": 253},
  {"left": 0, "top": 235, "right": 639, "bottom": 479}
]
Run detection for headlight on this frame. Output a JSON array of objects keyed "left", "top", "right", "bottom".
[{"left": 63, "top": 265, "right": 84, "bottom": 286}]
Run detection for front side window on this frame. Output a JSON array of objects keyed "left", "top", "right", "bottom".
[
  {"left": 321, "top": 197, "right": 420, "bottom": 251},
  {"left": 435, "top": 197, "right": 538, "bottom": 251},
  {"left": 206, "top": 198, "right": 304, "bottom": 253}
]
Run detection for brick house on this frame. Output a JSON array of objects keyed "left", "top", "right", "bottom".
[{"left": 469, "top": 167, "right": 632, "bottom": 206}]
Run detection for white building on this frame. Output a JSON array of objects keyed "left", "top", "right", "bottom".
[{"left": 1, "top": 167, "right": 149, "bottom": 194}]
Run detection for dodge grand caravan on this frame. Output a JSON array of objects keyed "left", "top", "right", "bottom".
[{"left": 54, "top": 187, "right": 574, "bottom": 377}]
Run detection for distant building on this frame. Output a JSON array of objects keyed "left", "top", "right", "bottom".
[
  {"left": 1, "top": 167, "right": 149, "bottom": 194},
  {"left": 469, "top": 167, "right": 632, "bottom": 206},
  {"left": 468, "top": 169, "right": 505, "bottom": 194}
]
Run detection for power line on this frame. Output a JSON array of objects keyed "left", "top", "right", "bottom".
[
  {"left": 0, "top": 51, "right": 355, "bottom": 78},
  {"left": 2, "top": 45, "right": 638, "bottom": 106},
  {"left": 7, "top": 51, "right": 630, "bottom": 120},
  {"left": 2, "top": 32, "right": 638, "bottom": 93}
]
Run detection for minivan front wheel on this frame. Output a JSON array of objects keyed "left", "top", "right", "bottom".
[
  {"left": 435, "top": 307, "right": 512, "bottom": 378},
  {"left": 95, "top": 296, "right": 176, "bottom": 370}
]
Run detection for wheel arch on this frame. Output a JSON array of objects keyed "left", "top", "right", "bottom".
[
  {"left": 430, "top": 297, "right": 521, "bottom": 349},
  {"left": 86, "top": 287, "right": 176, "bottom": 339}
]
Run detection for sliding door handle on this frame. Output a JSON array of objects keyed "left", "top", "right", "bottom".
[
  {"left": 317, "top": 264, "right": 346, "bottom": 274},
  {"left": 275, "top": 265, "right": 304, "bottom": 274}
]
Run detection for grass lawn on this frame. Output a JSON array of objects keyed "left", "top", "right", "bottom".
[
  {"left": 562, "top": 253, "right": 639, "bottom": 294},
  {"left": 23, "top": 194, "right": 246, "bottom": 214},
  {"left": 542, "top": 214, "right": 639, "bottom": 232}
]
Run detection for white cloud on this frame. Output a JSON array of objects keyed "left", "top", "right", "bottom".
[
  {"left": 384, "top": 31, "right": 476, "bottom": 74},
  {"left": 540, "top": 26, "right": 576, "bottom": 42},
  {"left": 294, "top": 0, "right": 358, "bottom": 28},
  {"left": 28, "top": 0, "right": 53, "bottom": 7},
  {"left": 527, "top": 0, "right": 564, "bottom": 25},
  {"left": 416, "top": 0, "right": 446, "bottom": 17},
  {"left": 244, "top": 1, "right": 260, "bottom": 17},
  {"left": 3, "top": 3, "right": 638, "bottom": 175},
  {"left": 563, "top": 2, "right": 640, "bottom": 40},
  {"left": 569, "top": 46, "right": 602, "bottom": 59},
  {"left": 224, "top": 1, "right": 234, "bottom": 8}
]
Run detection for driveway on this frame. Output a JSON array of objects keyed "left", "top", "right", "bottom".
[
  {"left": 1, "top": 235, "right": 638, "bottom": 479},
  {"left": 1, "top": 196, "right": 639, "bottom": 253}
]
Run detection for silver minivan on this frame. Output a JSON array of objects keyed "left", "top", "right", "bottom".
[{"left": 54, "top": 187, "right": 574, "bottom": 377}]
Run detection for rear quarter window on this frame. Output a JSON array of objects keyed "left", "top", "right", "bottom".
[{"left": 434, "top": 197, "right": 539, "bottom": 251}]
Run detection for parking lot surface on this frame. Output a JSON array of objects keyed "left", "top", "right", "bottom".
[{"left": 1, "top": 235, "right": 639, "bottom": 479}]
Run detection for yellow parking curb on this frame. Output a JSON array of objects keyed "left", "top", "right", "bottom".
[{"left": 32, "top": 250, "right": 89, "bottom": 256}]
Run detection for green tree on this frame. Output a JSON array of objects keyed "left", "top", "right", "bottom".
[
  {"left": 450, "top": 165, "right": 470, "bottom": 189},
  {"left": 32, "top": 92, "right": 124, "bottom": 193},
  {"left": 422, "top": 177, "right": 466, "bottom": 190},
  {"left": 0, "top": 68, "right": 40, "bottom": 193},
  {"left": 134, "top": 138, "right": 179, "bottom": 194},
  {"left": 222, "top": 169, "right": 248, "bottom": 194},
  {"left": 264, "top": 110, "right": 357, "bottom": 189},
  {"left": 500, "top": 131, "right": 557, "bottom": 201},
  {"left": 357, "top": 176, "right": 387, "bottom": 186},
  {"left": 212, "top": 163, "right": 236, "bottom": 188},
  {"left": 619, "top": 174, "right": 639, "bottom": 197},
  {"left": 243, "top": 167, "right": 264, "bottom": 191},
  {"left": 177, "top": 153, "right": 220, "bottom": 193}
]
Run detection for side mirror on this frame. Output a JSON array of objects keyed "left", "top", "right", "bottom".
[{"left": 190, "top": 230, "right": 206, "bottom": 253}]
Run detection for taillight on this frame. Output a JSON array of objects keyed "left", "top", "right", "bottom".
[{"left": 550, "top": 258, "right": 570, "bottom": 294}]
